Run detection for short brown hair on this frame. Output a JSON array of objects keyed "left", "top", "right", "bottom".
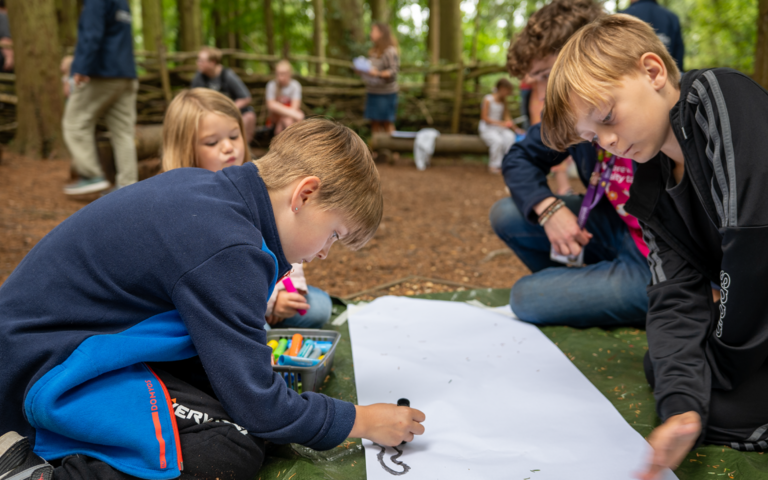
[
  {"left": 199, "top": 46, "right": 222, "bottom": 64},
  {"left": 542, "top": 14, "right": 681, "bottom": 152},
  {"left": 495, "top": 78, "right": 513, "bottom": 92},
  {"left": 506, "top": 0, "right": 605, "bottom": 79},
  {"left": 255, "top": 118, "right": 383, "bottom": 250},
  {"left": 162, "top": 89, "right": 249, "bottom": 171}
]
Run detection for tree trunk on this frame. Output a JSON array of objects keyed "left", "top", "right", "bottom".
[
  {"left": 471, "top": 0, "right": 482, "bottom": 92},
  {"left": 368, "top": 0, "right": 388, "bottom": 23},
  {"left": 326, "top": 0, "right": 364, "bottom": 76},
  {"left": 439, "top": 0, "right": 461, "bottom": 86},
  {"left": 178, "top": 0, "right": 202, "bottom": 53},
  {"left": 141, "top": 0, "right": 163, "bottom": 53},
  {"left": 56, "top": 0, "right": 79, "bottom": 50},
  {"left": 279, "top": 0, "right": 289, "bottom": 58},
  {"left": 264, "top": 0, "right": 275, "bottom": 57},
  {"left": 426, "top": 0, "right": 439, "bottom": 95},
  {"left": 313, "top": 0, "right": 325, "bottom": 76},
  {"left": 470, "top": 0, "right": 482, "bottom": 62},
  {"left": 755, "top": 0, "right": 768, "bottom": 90},
  {"left": 141, "top": 0, "right": 170, "bottom": 103},
  {"left": 7, "top": 0, "right": 66, "bottom": 158}
]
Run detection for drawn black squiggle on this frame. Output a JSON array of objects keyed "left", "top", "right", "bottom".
[{"left": 373, "top": 443, "right": 411, "bottom": 475}]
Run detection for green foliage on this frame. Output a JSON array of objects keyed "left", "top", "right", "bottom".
[
  {"left": 665, "top": 0, "right": 757, "bottom": 73},
  {"left": 131, "top": 0, "right": 758, "bottom": 79}
]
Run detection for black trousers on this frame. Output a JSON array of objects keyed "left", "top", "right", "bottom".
[
  {"left": 53, "top": 363, "right": 265, "bottom": 479},
  {"left": 644, "top": 352, "right": 768, "bottom": 451}
]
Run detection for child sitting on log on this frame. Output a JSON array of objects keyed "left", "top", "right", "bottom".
[
  {"left": 0, "top": 108, "right": 425, "bottom": 479},
  {"left": 162, "top": 88, "right": 333, "bottom": 330},
  {"left": 479, "top": 77, "right": 525, "bottom": 174}
]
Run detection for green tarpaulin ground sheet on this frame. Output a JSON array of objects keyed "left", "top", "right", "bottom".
[{"left": 257, "top": 289, "right": 767, "bottom": 480}]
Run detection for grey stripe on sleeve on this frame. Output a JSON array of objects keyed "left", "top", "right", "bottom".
[
  {"left": 746, "top": 423, "right": 768, "bottom": 442},
  {"left": 692, "top": 79, "right": 730, "bottom": 227},
  {"left": 642, "top": 228, "right": 666, "bottom": 284},
  {"left": 703, "top": 70, "right": 738, "bottom": 227}
]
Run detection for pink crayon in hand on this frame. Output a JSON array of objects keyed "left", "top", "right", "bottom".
[{"left": 282, "top": 277, "right": 307, "bottom": 316}]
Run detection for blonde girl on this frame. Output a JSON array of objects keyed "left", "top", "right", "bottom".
[
  {"left": 162, "top": 88, "right": 250, "bottom": 172},
  {"left": 162, "top": 88, "right": 332, "bottom": 330}
]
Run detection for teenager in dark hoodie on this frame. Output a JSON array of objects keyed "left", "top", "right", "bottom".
[{"left": 542, "top": 14, "right": 768, "bottom": 480}]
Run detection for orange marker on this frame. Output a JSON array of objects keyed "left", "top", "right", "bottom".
[{"left": 286, "top": 333, "right": 303, "bottom": 357}]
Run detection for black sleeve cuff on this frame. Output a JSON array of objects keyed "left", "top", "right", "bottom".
[{"left": 658, "top": 393, "right": 703, "bottom": 422}]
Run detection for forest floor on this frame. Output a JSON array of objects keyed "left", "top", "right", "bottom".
[{"left": 0, "top": 150, "right": 543, "bottom": 299}]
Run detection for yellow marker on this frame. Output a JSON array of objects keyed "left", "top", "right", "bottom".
[
  {"left": 267, "top": 340, "right": 279, "bottom": 353},
  {"left": 319, "top": 355, "right": 325, "bottom": 361}
]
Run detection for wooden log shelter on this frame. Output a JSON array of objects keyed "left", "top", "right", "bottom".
[{"left": 0, "top": 50, "right": 518, "bottom": 145}]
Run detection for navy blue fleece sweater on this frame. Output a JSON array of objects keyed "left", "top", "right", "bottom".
[{"left": 0, "top": 163, "right": 356, "bottom": 451}]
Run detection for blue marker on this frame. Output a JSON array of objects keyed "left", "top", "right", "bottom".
[
  {"left": 278, "top": 355, "right": 321, "bottom": 367},
  {"left": 298, "top": 340, "right": 315, "bottom": 358}
]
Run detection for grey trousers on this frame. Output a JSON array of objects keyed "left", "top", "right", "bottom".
[{"left": 62, "top": 78, "right": 138, "bottom": 187}]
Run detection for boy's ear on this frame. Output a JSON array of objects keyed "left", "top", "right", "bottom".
[
  {"left": 640, "top": 52, "right": 667, "bottom": 92},
  {"left": 290, "top": 176, "right": 321, "bottom": 212}
]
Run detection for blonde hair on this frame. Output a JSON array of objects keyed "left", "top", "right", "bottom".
[
  {"left": 162, "top": 89, "right": 249, "bottom": 171},
  {"left": 199, "top": 46, "right": 222, "bottom": 64},
  {"left": 275, "top": 59, "right": 292, "bottom": 73},
  {"left": 542, "top": 14, "right": 681, "bottom": 151},
  {"left": 255, "top": 118, "right": 383, "bottom": 250}
]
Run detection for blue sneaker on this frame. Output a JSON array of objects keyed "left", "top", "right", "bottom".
[{"left": 63, "top": 177, "right": 111, "bottom": 195}]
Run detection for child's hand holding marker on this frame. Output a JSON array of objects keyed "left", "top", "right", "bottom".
[
  {"left": 349, "top": 403, "right": 426, "bottom": 447},
  {"left": 267, "top": 291, "right": 311, "bottom": 325}
]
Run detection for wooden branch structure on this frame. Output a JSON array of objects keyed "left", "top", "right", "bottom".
[{"left": 0, "top": 49, "right": 517, "bottom": 145}]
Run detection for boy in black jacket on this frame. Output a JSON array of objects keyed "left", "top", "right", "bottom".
[{"left": 541, "top": 14, "right": 768, "bottom": 480}]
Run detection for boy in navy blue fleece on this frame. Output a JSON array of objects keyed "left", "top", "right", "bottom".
[{"left": 0, "top": 119, "right": 426, "bottom": 480}]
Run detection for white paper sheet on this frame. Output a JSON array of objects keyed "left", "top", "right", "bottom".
[{"left": 349, "top": 296, "right": 676, "bottom": 480}]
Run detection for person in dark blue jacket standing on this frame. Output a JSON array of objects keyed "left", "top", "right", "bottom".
[
  {"left": 61, "top": 0, "right": 138, "bottom": 196},
  {"left": 622, "top": 0, "right": 684, "bottom": 71},
  {"left": 491, "top": 0, "right": 652, "bottom": 327}
]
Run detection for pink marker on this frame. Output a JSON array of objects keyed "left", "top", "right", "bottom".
[{"left": 282, "top": 277, "right": 307, "bottom": 315}]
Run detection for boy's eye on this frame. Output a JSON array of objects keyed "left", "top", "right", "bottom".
[
  {"left": 205, "top": 141, "right": 217, "bottom": 146},
  {"left": 230, "top": 134, "right": 239, "bottom": 140},
  {"left": 332, "top": 231, "right": 339, "bottom": 240},
  {"left": 602, "top": 110, "right": 613, "bottom": 123}
]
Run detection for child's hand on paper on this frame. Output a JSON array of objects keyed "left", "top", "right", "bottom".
[
  {"left": 268, "top": 291, "right": 310, "bottom": 325},
  {"left": 636, "top": 411, "right": 701, "bottom": 480},
  {"left": 349, "top": 403, "right": 426, "bottom": 446}
]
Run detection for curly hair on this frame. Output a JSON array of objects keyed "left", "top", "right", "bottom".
[{"left": 506, "top": 0, "right": 605, "bottom": 79}]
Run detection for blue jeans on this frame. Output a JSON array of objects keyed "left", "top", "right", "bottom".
[
  {"left": 489, "top": 196, "right": 651, "bottom": 327},
  {"left": 266, "top": 286, "right": 333, "bottom": 330}
]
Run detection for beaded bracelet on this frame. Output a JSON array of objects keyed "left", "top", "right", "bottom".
[{"left": 538, "top": 199, "right": 566, "bottom": 226}]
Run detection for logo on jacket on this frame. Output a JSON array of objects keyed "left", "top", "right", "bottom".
[
  {"left": 116, "top": 10, "right": 132, "bottom": 24},
  {"left": 172, "top": 400, "right": 249, "bottom": 435},
  {"left": 717, "top": 271, "right": 730, "bottom": 338}
]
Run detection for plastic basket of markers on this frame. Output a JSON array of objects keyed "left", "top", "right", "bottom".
[{"left": 267, "top": 329, "right": 342, "bottom": 393}]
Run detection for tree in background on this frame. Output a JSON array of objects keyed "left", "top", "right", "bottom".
[
  {"left": 178, "top": 0, "right": 201, "bottom": 52},
  {"left": 56, "top": 0, "right": 79, "bottom": 50},
  {"left": 326, "top": 0, "right": 364, "bottom": 75},
  {"left": 755, "top": 0, "right": 768, "bottom": 90},
  {"left": 368, "top": 0, "right": 389, "bottom": 23},
  {"left": 7, "top": 0, "right": 65, "bottom": 158}
]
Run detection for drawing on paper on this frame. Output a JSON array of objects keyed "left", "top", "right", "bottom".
[{"left": 373, "top": 443, "right": 411, "bottom": 476}]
